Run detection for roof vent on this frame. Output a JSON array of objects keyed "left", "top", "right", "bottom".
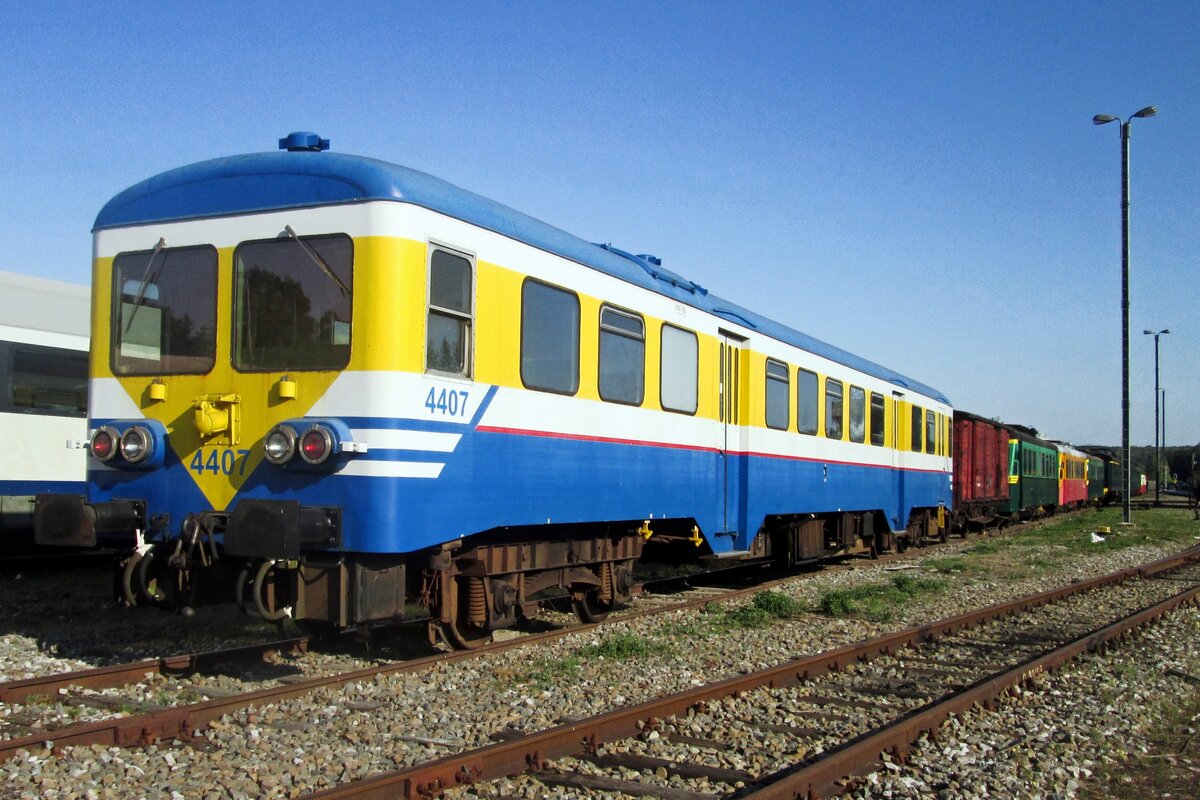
[
  {"left": 596, "top": 244, "right": 707, "bottom": 295},
  {"left": 279, "top": 132, "right": 330, "bottom": 152}
]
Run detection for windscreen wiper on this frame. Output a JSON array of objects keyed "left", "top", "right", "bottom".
[
  {"left": 123, "top": 237, "right": 166, "bottom": 334},
  {"left": 284, "top": 225, "right": 349, "bottom": 296}
]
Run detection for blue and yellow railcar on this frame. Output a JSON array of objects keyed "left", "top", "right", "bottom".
[{"left": 36, "top": 134, "right": 952, "bottom": 645}]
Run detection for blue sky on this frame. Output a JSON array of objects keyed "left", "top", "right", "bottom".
[{"left": 3, "top": 1, "right": 1197, "bottom": 448}]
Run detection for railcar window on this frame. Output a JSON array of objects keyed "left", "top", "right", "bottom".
[
  {"left": 947, "top": 418, "right": 953, "bottom": 457},
  {"left": 797, "top": 369, "right": 818, "bottom": 435},
  {"left": 824, "top": 378, "right": 843, "bottom": 440},
  {"left": 521, "top": 280, "right": 580, "bottom": 394},
  {"left": 848, "top": 386, "right": 866, "bottom": 443},
  {"left": 765, "top": 359, "right": 789, "bottom": 430},
  {"left": 598, "top": 306, "right": 645, "bottom": 405},
  {"left": 5, "top": 344, "right": 87, "bottom": 416},
  {"left": 112, "top": 245, "right": 217, "bottom": 375},
  {"left": 233, "top": 234, "right": 353, "bottom": 371},
  {"left": 870, "top": 392, "right": 885, "bottom": 446},
  {"left": 426, "top": 248, "right": 473, "bottom": 375},
  {"left": 925, "top": 410, "right": 936, "bottom": 454},
  {"left": 911, "top": 406, "right": 923, "bottom": 452},
  {"left": 660, "top": 325, "right": 698, "bottom": 414}
]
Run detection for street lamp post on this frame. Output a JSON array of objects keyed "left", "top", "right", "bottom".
[
  {"left": 1094, "top": 105, "right": 1158, "bottom": 524},
  {"left": 1143, "top": 328, "right": 1169, "bottom": 505},
  {"left": 1161, "top": 388, "right": 1166, "bottom": 487}
]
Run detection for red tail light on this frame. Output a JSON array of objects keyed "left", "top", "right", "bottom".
[
  {"left": 299, "top": 426, "right": 333, "bottom": 465},
  {"left": 91, "top": 427, "right": 119, "bottom": 462}
]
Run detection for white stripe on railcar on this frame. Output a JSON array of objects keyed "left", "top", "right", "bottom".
[{"left": 337, "top": 460, "right": 445, "bottom": 479}]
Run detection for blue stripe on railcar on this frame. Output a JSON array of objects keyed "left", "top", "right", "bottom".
[{"left": 1, "top": 480, "right": 85, "bottom": 495}]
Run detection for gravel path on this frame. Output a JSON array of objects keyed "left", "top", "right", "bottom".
[{"left": 0, "top": 510, "right": 1194, "bottom": 798}]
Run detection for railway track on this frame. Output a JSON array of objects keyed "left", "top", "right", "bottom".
[
  {"left": 284, "top": 548, "right": 1200, "bottom": 799},
  {"left": 0, "top": 560, "right": 813, "bottom": 760},
  {"left": 0, "top": 510, "right": 1089, "bottom": 762}
]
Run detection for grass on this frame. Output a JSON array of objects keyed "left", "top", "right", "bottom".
[
  {"left": 707, "top": 590, "right": 805, "bottom": 630},
  {"left": 517, "top": 630, "right": 671, "bottom": 688},
  {"left": 656, "top": 619, "right": 706, "bottom": 638},
  {"left": 964, "top": 539, "right": 1008, "bottom": 555},
  {"left": 1013, "top": 507, "right": 1196, "bottom": 555},
  {"left": 932, "top": 507, "right": 1196, "bottom": 585},
  {"left": 924, "top": 556, "right": 985, "bottom": 575},
  {"left": 816, "top": 574, "right": 947, "bottom": 622},
  {"left": 526, "top": 655, "right": 582, "bottom": 686},
  {"left": 578, "top": 630, "right": 670, "bottom": 660}
]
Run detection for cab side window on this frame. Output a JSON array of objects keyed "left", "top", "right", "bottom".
[{"left": 427, "top": 247, "right": 474, "bottom": 375}]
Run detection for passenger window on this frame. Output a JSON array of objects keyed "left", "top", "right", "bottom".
[
  {"left": 520, "top": 279, "right": 579, "bottom": 394},
  {"left": 7, "top": 344, "right": 87, "bottom": 415},
  {"left": 598, "top": 306, "right": 645, "bottom": 405},
  {"left": 660, "top": 324, "right": 698, "bottom": 414},
  {"left": 765, "top": 359, "right": 789, "bottom": 430},
  {"left": 849, "top": 386, "right": 866, "bottom": 443},
  {"left": 797, "top": 369, "right": 818, "bottom": 435},
  {"left": 426, "top": 247, "right": 473, "bottom": 375},
  {"left": 925, "top": 410, "right": 936, "bottom": 454},
  {"left": 825, "top": 378, "right": 843, "bottom": 440},
  {"left": 869, "top": 392, "right": 885, "bottom": 446},
  {"left": 911, "top": 406, "right": 923, "bottom": 452}
]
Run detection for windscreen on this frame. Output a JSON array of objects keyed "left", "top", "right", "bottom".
[
  {"left": 111, "top": 245, "right": 217, "bottom": 375},
  {"left": 233, "top": 234, "right": 353, "bottom": 371}
]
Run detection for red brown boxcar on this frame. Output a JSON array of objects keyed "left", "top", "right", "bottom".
[{"left": 952, "top": 411, "right": 1010, "bottom": 532}]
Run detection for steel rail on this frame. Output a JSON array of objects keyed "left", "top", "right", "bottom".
[
  {"left": 0, "top": 559, "right": 828, "bottom": 760},
  {"left": 0, "top": 637, "right": 311, "bottom": 705},
  {"left": 296, "top": 547, "right": 1200, "bottom": 799},
  {"left": 743, "top": 582, "right": 1200, "bottom": 798},
  {"left": 0, "top": 518, "right": 1151, "bottom": 764},
  {"left": 0, "top": 504, "right": 1073, "bottom": 717}
]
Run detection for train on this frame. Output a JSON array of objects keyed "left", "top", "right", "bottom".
[
  {"left": 30, "top": 133, "right": 1125, "bottom": 645},
  {"left": 0, "top": 271, "right": 89, "bottom": 552},
  {"left": 949, "top": 414, "right": 1127, "bottom": 534}
]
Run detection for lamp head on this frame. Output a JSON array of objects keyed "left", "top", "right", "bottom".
[
  {"left": 1144, "top": 329, "right": 1154, "bottom": 335},
  {"left": 1133, "top": 106, "right": 1158, "bottom": 119},
  {"left": 1093, "top": 114, "right": 1118, "bottom": 125}
]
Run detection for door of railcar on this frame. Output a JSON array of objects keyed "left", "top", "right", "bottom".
[
  {"left": 892, "top": 391, "right": 906, "bottom": 529},
  {"left": 719, "top": 333, "right": 748, "bottom": 537}
]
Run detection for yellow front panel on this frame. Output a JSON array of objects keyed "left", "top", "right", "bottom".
[{"left": 92, "top": 239, "right": 414, "bottom": 512}]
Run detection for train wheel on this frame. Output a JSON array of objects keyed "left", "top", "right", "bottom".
[
  {"left": 441, "top": 575, "right": 492, "bottom": 650},
  {"left": 571, "top": 589, "right": 613, "bottom": 624}
]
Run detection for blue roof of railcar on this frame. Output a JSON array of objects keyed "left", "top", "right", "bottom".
[{"left": 95, "top": 138, "right": 949, "bottom": 404}]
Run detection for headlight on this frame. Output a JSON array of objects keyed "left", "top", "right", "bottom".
[
  {"left": 299, "top": 425, "right": 333, "bottom": 465},
  {"left": 120, "top": 426, "right": 154, "bottom": 464},
  {"left": 91, "top": 426, "right": 120, "bottom": 462},
  {"left": 264, "top": 425, "right": 297, "bottom": 465}
]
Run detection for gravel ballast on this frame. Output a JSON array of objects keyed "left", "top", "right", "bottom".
[{"left": 0, "top": 509, "right": 1194, "bottom": 798}]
